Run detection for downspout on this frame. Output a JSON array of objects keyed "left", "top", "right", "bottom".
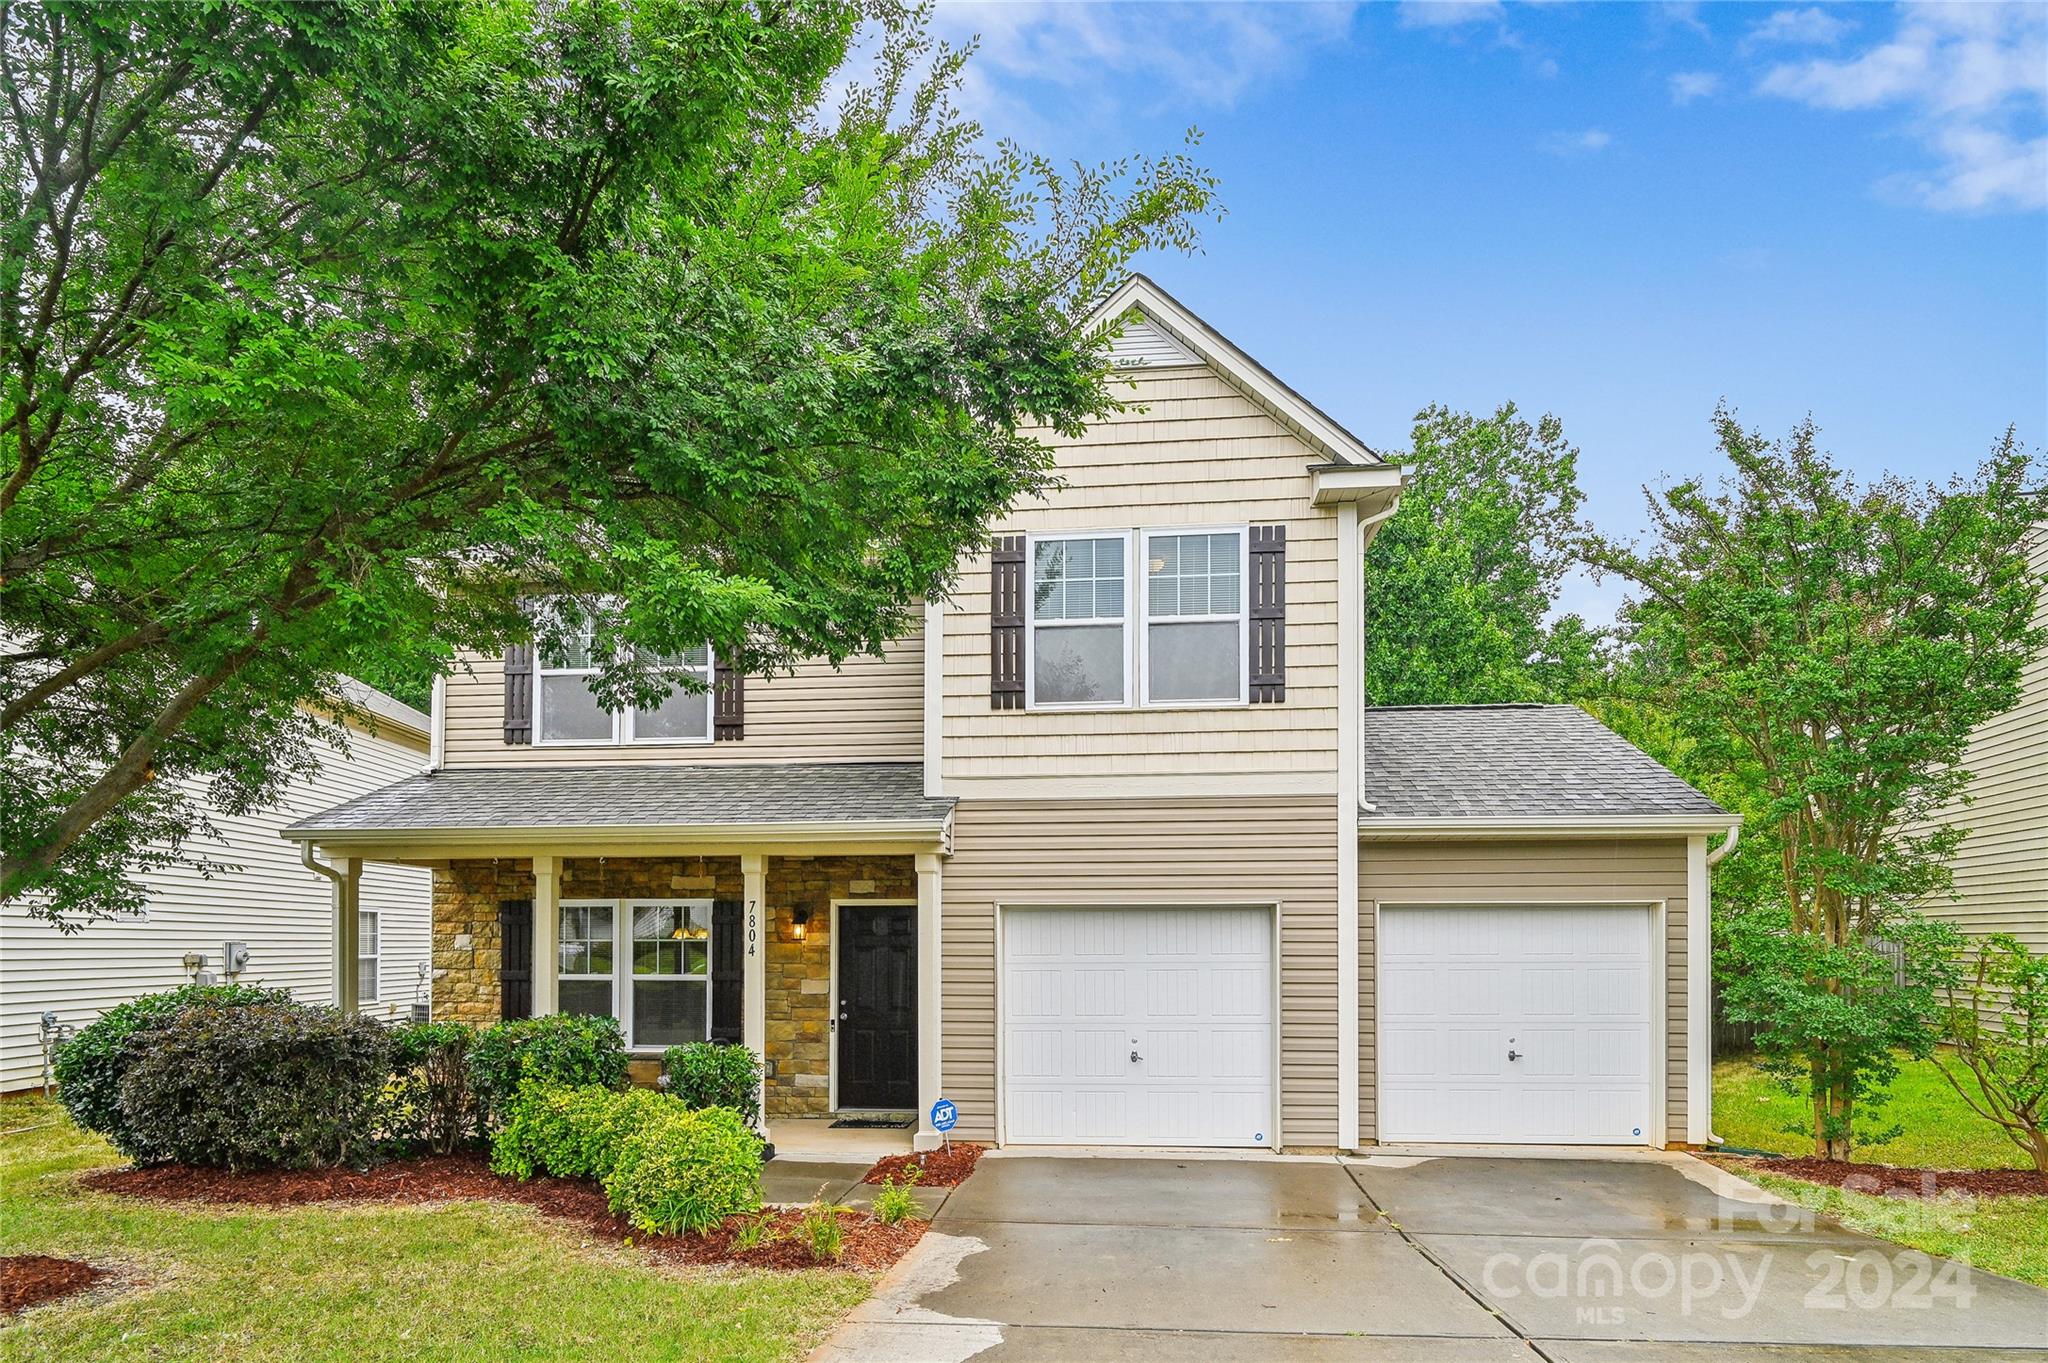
[
  {"left": 302, "top": 842, "right": 359, "bottom": 1013},
  {"left": 426, "top": 674, "right": 446, "bottom": 774},
  {"left": 1702, "top": 820, "right": 1741, "bottom": 1145}
]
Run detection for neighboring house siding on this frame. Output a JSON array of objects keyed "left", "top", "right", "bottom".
[
  {"left": 939, "top": 366, "right": 1341, "bottom": 791},
  {"left": 0, "top": 721, "right": 433, "bottom": 1092},
  {"left": 1918, "top": 528, "right": 2048, "bottom": 954},
  {"left": 939, "top": 796, "right": 1342, "bottom": 1148},
  {"left": 1357, "top": 837, "right": 1691, "bottom": 1144},
  {"left": 439, "top": 634, "right": 924, "bottom": 768}
]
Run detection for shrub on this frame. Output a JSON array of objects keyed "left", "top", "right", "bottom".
[
  {"left": 491, "top": 1083, "right": 678, "bottom": 1181},
  {"left": 1934, "top": 931, "right": 2048, "bottom": 1172},
  {"left": 605, "top": 1104, "right": 764, "bottom": 1236},
  {"left": 469, "top": 1014, "right": 629, "bottom": 1131},
  {"left": 53, "top": 983, "right": 294, "bottom": 1158},
  {"left": 116, "top": 1003, "right": 392, "bottom": 1169},
  {"left": 661, "top": 1042, "right": 762, "bottom": 1126},
  {"left": 800, "top": 1199, "right": 850, "bottom": 1262},
  {"left": 381, "top": 1021, "right": 479, "bottom": 1155},
  {"left": 870, "top": 1168, "right": 923, "bottom": 1225}
]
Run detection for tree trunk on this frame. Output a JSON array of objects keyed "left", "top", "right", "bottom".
[{"left": 1811, "top": 1055, "right": 1853, "bottom": 1161}]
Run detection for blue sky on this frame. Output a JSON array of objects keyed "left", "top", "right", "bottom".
[{"left": 926, "top": 1, "right": 2048, "bottom": 623}]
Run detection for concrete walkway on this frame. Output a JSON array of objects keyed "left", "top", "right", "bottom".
[{"left": 810, "top": 1150, "right": 2048, "bottom": 1362}]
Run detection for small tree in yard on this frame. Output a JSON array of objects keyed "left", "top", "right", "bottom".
[
  {"left": 1931, "top": 932, "right": 2048, "bottom": 1171},
  {"left": 1590, "top": 409, "right": 2042, "bottom": 1159}
]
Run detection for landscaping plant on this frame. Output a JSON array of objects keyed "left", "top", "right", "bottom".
[
  {"left": 468, "top": 1015, "right": 629, "bottom": 1131},
  {"left": 663, "top": 1042, "right": 763, "bottom": 1127},
  {"left": 116, "top": 1002, "right": 392, "bottom": 1170},
  {"left": 382, "top": 1021, "right": 479, "bottom": 1155},
  {"left": 604, "top": 1106, "right": 764, "bottom": 1237},
  {"left": 51, "top": 982, "right": 292, "bottom": 1158},
  {"left": 491, "top": 1084, "right": 680, "bottom": 1183},
  {"left": 1932, "top": 932, "right": 2048, "bottom": 1171},
  {"left": 1591, "top": 414, "right": 2043, "bottom": 1158},
  {"left": 729, "top": 1213, "right": 779, "bottom": 1254},
  {"left": 800, "top": 1200, "right": 853, "bottom": 1263},
  {"left": 870, "top": 1169, "right": 924, "bottom": 1226}
]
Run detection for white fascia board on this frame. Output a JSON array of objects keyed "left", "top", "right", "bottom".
[
  {"left": 282, "top": 818, "right": 951, "bottom": 850},
  {"left": 1360, "top": 814, "right": 1743, "bottom": 839},
  {"left": 1312, "top": 464, "right": 1408, "bottom": 508},
  {"left": 1086, "top": 276, "right": 1384, "bottom": 468}
]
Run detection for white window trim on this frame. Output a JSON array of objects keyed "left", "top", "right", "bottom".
[
  {"left": 1138, "top": 525, "right": 1251, "bottom": 709},
  {"left": 1023, "top": 529, "right": 1134, "bottom": 711},
  {"left": 557, "top": 897, "right": 715, "bottom": 1052},
  {"left": 357, "top": 910, "right": 380, "bottom": 1005},
  {"left": 534, "top": 639, "right": 716, "bottom": 748},
  {"left": 557, "top": 898, "right": 617, "bottom": 1021}
]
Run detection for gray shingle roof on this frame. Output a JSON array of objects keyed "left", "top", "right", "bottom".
[
  {"left": 284, "top": 762, "right": 952, "bottom": 836},
  {"left": 1362, "top": 704, "right": 1727, "bottom": 821}
]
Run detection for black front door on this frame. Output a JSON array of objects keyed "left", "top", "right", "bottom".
[{"left": 836, "top": 904, "right": 917, "bottom": 1110}]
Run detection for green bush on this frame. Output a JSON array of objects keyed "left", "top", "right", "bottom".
[
  {"left": 381, "top": 1021, "right": 479, "bottom": 1154},
  {"left": 116, "top": 1003, "right": 392, "bottom": 1169},
  {"left": 661, "top": 1042, "right": 761, "bottom": 1126},
  {"left": 53, "top": 983, "right": 294, "bottom": 1158},
  {"left": 490, "top": 1082, "right": 679, "bottom": 1181},
  {"left": 870, "top": 1168, "right": 924, "bottom": 1225},
  {"left": 605, "top": 1104, "right": 764, "bottom": 1236},
  {"left": 800, "top": 1199, "right": 850, "bottom": 1262},
  {"left": 468, "top": 1014, "right": 629, "bottom": 1131}
]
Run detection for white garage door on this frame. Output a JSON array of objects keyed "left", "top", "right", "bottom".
[
  {"left": 1379, "top": 906, "right": 1655, "bottom": 1145},
  {"left": 1002, "top": 907, "right": 1273, "bottom": 1146}
]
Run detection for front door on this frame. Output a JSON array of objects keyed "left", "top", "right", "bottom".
[{"left": 836, "top": 904, "right": 917, "bottom": 1110}]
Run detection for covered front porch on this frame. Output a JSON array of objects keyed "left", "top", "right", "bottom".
[{"left": 283, "top": 763, "right": 953, "bottom": 1150}]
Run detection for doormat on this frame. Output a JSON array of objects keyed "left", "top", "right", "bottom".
[{"left": 829, "top": 1116, "right": 915, "bottom": 1130}]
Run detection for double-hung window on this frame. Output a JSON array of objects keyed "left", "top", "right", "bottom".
[
  {"left": 357, "top": 911, "right": 380, "bottom": 1005},
  {"left": 535, "top": 616, "right": 713, "bottom": 745},
  {"left": 1142, "top": 528, "right": 1247, "bottom": 705},
  {"left": 1027, "top": 533, "right": 1130, "bottom": 707},
  {"left": 554, "top": 899, "right": 711, "bottom": 1049},
  {"left": 557, "top": 903, "right": 616, "bottom": 1019}
]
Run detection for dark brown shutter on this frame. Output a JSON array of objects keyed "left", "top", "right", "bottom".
[
  {"left": 713, "top": 659, "right": 744, "bottom": 741},
  {"left": 503, "top": 645, "right": 534, "bottom": 744},
  {"left": 990, "top": 534, "right": 1026, "bottom": 710},
  {"left": 1250, "top": 525, "right": 1286, "bottom": 703},
  {"left": 710, "top": 898, "right": 743, "bottom": 1043},
  {"left": 498, "top": 899, "right": 533, "bottom": 1020}
]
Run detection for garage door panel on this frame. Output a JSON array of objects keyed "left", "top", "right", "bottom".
[
  {"left": 1002, "top": 907, "right": 1273, "bottom": 1147},
  {"left": 1379, "top": 906, "right": 1654, "bottom": 1145}
]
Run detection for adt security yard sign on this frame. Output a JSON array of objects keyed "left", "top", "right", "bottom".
[{"left": 930, "top": 1099, "right": 958, "bottom": 1149}]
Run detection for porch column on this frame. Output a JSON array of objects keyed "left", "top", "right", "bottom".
[
  {"left": 330, "top": 856, "right": 362, "bottom": 1013},
  {"left": 914, "top": 851, "right": 944, "bottom": 1152},
  {"left": 532, "top": 854, "right": 560, "bottom": 1015},
  {"left": 741, "top": 852, "right": 769, "bottom": 1139}
]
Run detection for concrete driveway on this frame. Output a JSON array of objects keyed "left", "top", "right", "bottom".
[{"left": 811, "top": 1150, "right": 2048, "bottom": 1362}]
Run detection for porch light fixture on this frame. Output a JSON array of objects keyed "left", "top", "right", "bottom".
[{"left": 791, "top": 908, "right": 810, "bottom": 943}]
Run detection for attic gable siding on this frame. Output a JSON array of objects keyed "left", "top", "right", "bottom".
[{"left": 941, "top": 365, "right": 1339, "bottom": 789}]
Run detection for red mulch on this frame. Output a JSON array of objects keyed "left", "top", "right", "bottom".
[
  {"left": 1, "top": 1255, "right": 106, "bottom": 1317},
  {"left": 864, "top": 1142, "right": 986, "bottom": 1186},
  {"left": 79, "top": 1153, "right": 925, "bottom": 1272},
  {"left": 1715, "top": 1156, "right": 2048, "bottom": 1200}
]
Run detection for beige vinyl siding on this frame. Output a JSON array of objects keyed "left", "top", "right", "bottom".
[
  {"left": 1357, "top": 838, "right": 1691, "bottom": 1145},
  {"left": 939, "top": 796, "right": 1342, "bottom": 1148},
  {"left": 440, "top": 632, "right": 923, "bottom": 768},
  {"left": 1916, "top": 529, "right": 2048, "bottom": 953},
  {"left": 1, "top": 721, "right": 433, "bottom": 1092},
  {"left": 941, "top": 366, "right": 1340, "bottom": 787}
]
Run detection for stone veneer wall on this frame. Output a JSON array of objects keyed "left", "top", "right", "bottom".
[{"left": 430, "top": 853, "right": 916, "bottom": 1117}]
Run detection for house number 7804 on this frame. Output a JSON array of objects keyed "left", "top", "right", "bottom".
[{"left": 747, "top": 900, "right": 759, "bottom": 957}]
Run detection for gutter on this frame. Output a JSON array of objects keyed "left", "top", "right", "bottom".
[
  {"left": 281, "top": 816, "right": 952, "bottom": 850},
  {"left": 1360, "top": 814, "right": 1744, "bottom": 838}
]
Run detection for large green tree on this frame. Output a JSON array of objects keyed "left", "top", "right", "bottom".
[
  {"left": 0, "top": 0, "right": 1217, "bottom": 924},
  {"left": 1364, "top": 401, "right": 1599, "bottom": 704},
  {"left": 1591, "top": 409, "right": 2043, "bottom": 1159}
]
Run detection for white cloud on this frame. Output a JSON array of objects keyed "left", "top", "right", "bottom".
[
  {"left": 1397, "top": 1, "right": 1503, "bottom": 29},
  {"left": 1747, "top": 7, "right": 1856, "bottom": 49},
  {"left": 1758, "top": 2, "right": 2048, "bottom": 212},
  {"left": 931, "top": 2, "right": 1358, "bottom": 116},
  {"left": 1668, "top": 70, "right": 1722, "bottom": 105},
  {"left": 1543, "top": 128, "right": 1614, "bottom": 155},
  {"left": 1652, "top": 4, "right": 1712, "bottom": 41}
]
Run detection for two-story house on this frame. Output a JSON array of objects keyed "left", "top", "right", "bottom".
[{"left": 284, "top": 277, "right": 1739, "bottom": 1155}]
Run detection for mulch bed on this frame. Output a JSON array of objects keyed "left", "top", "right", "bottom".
[
  {"left": 1715, "top": 1156, "right": 2048, "bottom": 1200},
  {"left": 864, "top": 1141, "right": 986, "bottom": 1186},
  {"left": 2, "top": 1255, "right": 107, "bottom": 1317},
  {"left": 79, "top": 1153, "right": 925, "bottom": 1272}
]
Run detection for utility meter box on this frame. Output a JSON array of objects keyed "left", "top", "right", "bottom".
[{"left": 223, "top": 941, "right": 250, "bottom": 977}]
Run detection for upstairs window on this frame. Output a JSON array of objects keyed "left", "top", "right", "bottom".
[
  {"left": 535, "top": 617, "right": 712, "bottom": 745},
  {"left": 1028, "top": 533, "right": 1130, "bottom": 707},
  {"left": 1143, "top": 529, "right": 1246, "bottom": 704}
]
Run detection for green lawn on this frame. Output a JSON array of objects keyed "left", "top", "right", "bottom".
[
  {"left": 0, "top": 1097, "right": 866, "bottom": 1362},
  {"left": 1749, "top": 1174, "right": 2048, "bottom": 1289},
  {"left": 1713, "top": 1053, "right": 2033, "bottom": 1169}
]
